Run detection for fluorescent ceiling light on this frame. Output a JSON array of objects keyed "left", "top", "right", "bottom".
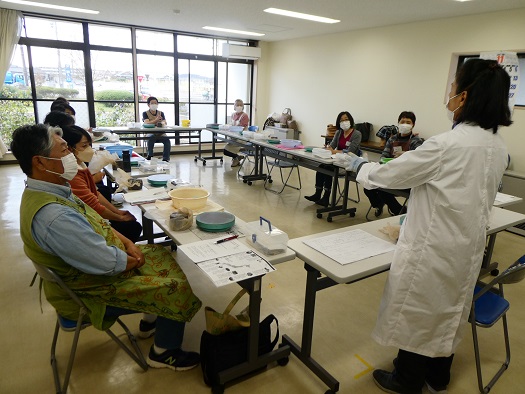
[
  {"left": 202, "top": 26, "right": 265, "bottom": 37},
  {"left": 1, "top": 0, "right": 99, "bottom": 14},
  {"left": 264, "top": 8, "right": 339, "bottom": 24}
]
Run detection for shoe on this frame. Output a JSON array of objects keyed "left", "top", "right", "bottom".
[
  {"left": 375, "top": 205, "right": 384, "bottom": 217},
  {"left": 147, "top": 346, "right": 200, "bottom": 371},
  {"left": 304, "top": 192, "right": 322, "bottom": 202},
  {"left": 138, "top": 319, "right": 156, "bottom": 339},
  {"left": 231, "top": 157, "right": 241, "bottom": 167},
  {"left": 163, "top": 159, "right": 170, "bottom": 162},
  {"left": 426, "top": 382, "right": 447, "bottom": 394},
  {"left": 146, "top": 156, "right": 152, "bottom": 160},
  {"left": 315, "top": 195, "right": 330, "bottom": 207},
  {"left": 372, "top": 369, "right": 422, "bottom": 394}
]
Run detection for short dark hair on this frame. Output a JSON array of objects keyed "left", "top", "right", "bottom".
[
  {"left": 335, "top": 111, "right": 355, "bottom": 130},
  {"left": 61, "top": 125, "right": 92, "bottom": 149},
  {"left": 147, "top": 96, "right": 158, "bottom": 104},
  {"left": 52, "top": 96, "right": 69, "bottom": 105},
  {"left": 50, "top": 102, "right": 76, "bottom": 115},
  {"left": 44, "top": 110, "right": 75, "bottom": 128},
  {"left": 398, "top": 111, "right": 416, "bottom": 124},
  {"left": 455, "top": 59, "right": 512, "bottom": 133},
  {"left": 11, "top": 124, "right": 62, "bottom": 176}
]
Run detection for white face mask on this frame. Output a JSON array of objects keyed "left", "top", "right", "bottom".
[
  {"left": 41, "top": 152, "right": 78, "bottom": 181},
  {"left": 150, "top": 104, "right": 158, "bottom": 111},
  {"left": 235, "top": 106, "right": 243, "bottom": 113},
  {"left": 75, "top": 145, "right": 95, "bottom": 163},
  {"left": 398, "top": 124, "right": 413, "bottom": 136},
  {"left": 445, "top": 93, "right": 461, "bottom": 123},
  {"left": 340, "top": 120, "right": 351, "bottom": 131}
]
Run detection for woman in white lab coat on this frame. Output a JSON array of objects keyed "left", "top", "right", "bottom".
[{"left": 350, "top": 59, "right": 512, "bottom": 393}]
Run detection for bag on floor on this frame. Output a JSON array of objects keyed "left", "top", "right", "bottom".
[
  {"left": 200, "top": 314, "right": 279, "bottom": 386},
  {"left": 204, "top": 288, "right": 250, "bottom": 335}
]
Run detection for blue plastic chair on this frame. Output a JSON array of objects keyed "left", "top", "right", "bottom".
[{"left": 470, "top": 255, "right": 525, "bottom": 393}]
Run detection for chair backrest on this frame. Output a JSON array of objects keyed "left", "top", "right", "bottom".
[
  {"left": 499, "top": 255, "right": 525, "bottom": 285},
  {"left": 31, "top": 260, "right": 85, "bottom": 309}
]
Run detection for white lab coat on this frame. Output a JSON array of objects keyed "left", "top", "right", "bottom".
[{"left": 357, "top": 123, "right": 508, "bottom": 357}]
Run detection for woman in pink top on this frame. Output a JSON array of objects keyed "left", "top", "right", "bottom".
[
  {"left": 61, "top": 125, "right": 142, "bottom": 242},
  {"left": 224, "top": 99, "right": 250, "bottom": 167}
]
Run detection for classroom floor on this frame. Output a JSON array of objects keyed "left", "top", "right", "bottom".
[{"left": 2, "top": 154, "right": 525, "bottom": 394}]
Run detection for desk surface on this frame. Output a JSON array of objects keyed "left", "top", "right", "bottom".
[
  {"left": 289, "top": 206, "right": 525, "bottom": 284},
  {"left": 110, "top": 126, "right": 204, "bottom": 132},
  {"left": 140, "top": 202, "right": 296, "bottom": 265}
]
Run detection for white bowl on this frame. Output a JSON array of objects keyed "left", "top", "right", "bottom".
[{"left": 168, "top": 187, "right": 210, "bottom": 210}]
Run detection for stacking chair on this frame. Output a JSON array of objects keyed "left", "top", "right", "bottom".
[
  {"left": 264, "top": 158, "right": 302, "bottom": 194},
  {"left": 31, "top": 261, "right": 148, "bottom": 394},
  {"left": 335, "top": 174, "right": 360, "bottom": 205},
  {"left": 470, "top": 255, "right": 525, "bottom": 393}
]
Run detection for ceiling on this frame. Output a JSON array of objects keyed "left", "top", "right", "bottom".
[{"left": 3, "top": 0, "right": 525, "bottom": 42}]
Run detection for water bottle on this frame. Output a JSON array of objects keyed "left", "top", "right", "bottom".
[{"left": 122, "top": 150, "right": 131, "bottom": 172}]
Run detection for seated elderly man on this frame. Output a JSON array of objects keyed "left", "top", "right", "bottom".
[{"left": 12, "top": 124, "right": 201, "bottom": 371}]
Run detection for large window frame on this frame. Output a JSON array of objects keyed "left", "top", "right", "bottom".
[{"left": 2, "top": 13, "right": 257, "bottom": 148}]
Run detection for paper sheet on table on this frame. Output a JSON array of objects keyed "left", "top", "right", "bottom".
[
  {"left": 196, "top": 251, "right": 275, "bottom": 287},
  {"left": 122, "top": 188, "right": 169, "bottom": 204},
  {"left": 178, "top": 238, "right": 250, "bottom": 263},
  {"left": 303, "top": 229, "right": 396, "bottom": 265},
  {"left": 495, "top": 192, "right": 519, "bottom": 205}
]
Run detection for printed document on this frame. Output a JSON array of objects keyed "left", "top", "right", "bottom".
[{"left": 303, "top": 229, "right": 396, "bottom": 265}]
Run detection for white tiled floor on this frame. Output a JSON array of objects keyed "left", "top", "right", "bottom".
[{"left": 2, "top": 154, "right": 525, "bottom": 393}]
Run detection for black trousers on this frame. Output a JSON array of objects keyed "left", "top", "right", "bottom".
[
  {"left": 394, "top": 349, "right": 454, "bottom": 390},
  {"left": 364, "top": 188, "right": 407, "bottom": 215},
  {"left": 110, "top": 220, "right": 143, "bottom": 243}
]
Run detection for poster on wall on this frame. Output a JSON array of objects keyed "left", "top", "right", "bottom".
[{"left": 480, "top": 51, "right": 520, "bottom": 111}]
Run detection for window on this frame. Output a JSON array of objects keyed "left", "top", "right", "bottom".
[
  {"left": 88, "top": 25, "right": 131, "bottom": 48},
  {"left": 2, "top": 15, "right": 255, "bottom": 151},
  {"left": 23, "top": 17, "right": 83, "bottom": 42}
]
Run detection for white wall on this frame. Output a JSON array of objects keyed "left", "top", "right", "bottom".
[{"left": 255, "top": 8, "right": 525, "bottom": 174}]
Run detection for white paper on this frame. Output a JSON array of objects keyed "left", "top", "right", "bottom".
[
  {"left": 178, "top": 238, "right": 250, "bottom": 263},
  {"left": 122, "top": 188, "right": 169, "bottom": 204},
  {"left": 190, "top": 224, "right": 245, "bottom": 240},
  {"left": 494, "top": 192, "right": 520, "bottom": 206},
  {"left": 303, "top": 229, "right": 396, "bottom": 265},
  {"left": 196, "top": 251, "right": 275, "bottom": 287}
]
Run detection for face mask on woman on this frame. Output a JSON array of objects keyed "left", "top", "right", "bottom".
[
  {"left": 235, "top": 106, "right": 243, "bottom": 113},
  {"left": 75, "top": 145, "right": 95, "bottom": 162},
  {"left": 398, "top": 124, "right": 413, "bottom": 136},
  {"left": 340, "top": 120, "right": 351, "bottom": 131},
  {"left": 445, "top": 93, "right": 461, "bottom": 123},
  {"left": 150, "top": 104, "right": 158, "bottom": 111},
  {"left": 40, "top": 152, "right": 78, "bottom": 181}
]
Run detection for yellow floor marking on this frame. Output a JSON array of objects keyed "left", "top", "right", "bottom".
[{"left": 354, "top": 354, "right": 374, "bottom": 379}]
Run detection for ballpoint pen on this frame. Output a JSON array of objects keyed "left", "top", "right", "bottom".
[{"left": 215, "top": 235, "right": 239, "bottom": 244}]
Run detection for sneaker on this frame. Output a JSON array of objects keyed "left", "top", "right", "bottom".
[
  {"left": 147, "top": 346, "right": 200, "bottom": 371},
  {"left": 146, "top": 156, "right": 153, "bottom": 160},
  {"left": 426, "top": 382, "right": 447, "bottom": 394},
  {"left": 231, "top": 157, "right": 241, "bottom": 167},
  {"left": 138, "top": 319, "right": 156, "bottom": 339},
  {"left": 372, "top": 369, "right": 422, "bottom": 394}
]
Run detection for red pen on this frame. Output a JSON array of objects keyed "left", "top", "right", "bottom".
[{"left": 215, "top": 235, "right": 239, "bottom": 244}]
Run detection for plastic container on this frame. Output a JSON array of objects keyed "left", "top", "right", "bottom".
[
  {"left": 182, "top": 119, "right": 191, "bottom": 127},
  {"left": 242, "top": 130, "right": 255, "bottom": 139},
  {"left": 246, "top": 217, "right": 288, "bottom": 255},
  {"left": 168, "top": 187, "right": 210, "bottom": 210},
  {"left": 102, "top": 144, "right": 134, "bottom": 159},
  {"left": 248, "top": 125, "right": 259, "bottom": 132},
  {"left": 281, "top": 139, "right": 302, "bottom": 148},
  {"left": 312, "top": 148, "right": 332, "bottom": 158},
  {"left": 229, "top": 126, "right": 244, "bottom": 133}
]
